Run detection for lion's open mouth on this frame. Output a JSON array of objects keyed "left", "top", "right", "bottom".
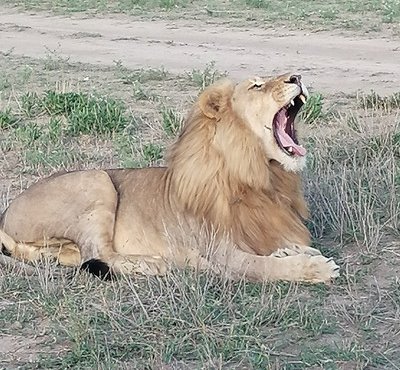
[{"left": 273, "top": 94, "right": 307, "bottom": 157}]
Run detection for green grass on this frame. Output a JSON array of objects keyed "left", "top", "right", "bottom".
[
  {"left": 1, "top": 265, "right": 397, "bottom": 369},
  {"left": 305, "top": 110, "right": 399, "bottom": 252},
  {"left": 300, "top": 92, "right": 324, "bottom": 124},
  {"left": 238, "top": 0, "right": 400, "bottom": 28},
  {"left": 114, "top": 62, "right": 169, "bottom": 85},
  {"left": 43, "top": 46, "right": 71, "bottom": 71},
  {"left": 20, "top": 90, "right": 128, "bottom": 135},
  {"left": 0, "top": 0, "right": 191, "bottom": 12},
  {"left": 161, "top": 106, "right": 182, "bottom": 137},
  {"left": 1, "top": 0, "right": 399, "bottom": 35},
  {"left": 244, "top": 0, "right": 269, "bottom": 8},
  {"left": 381, "top": 0, "right": 400, "bottom": 23},
  {"left": 0, "top": 108, "right": 18, "bottom": 129},
  {"left": 132, "top": 82, "right": 159, "bottom": 101},
  {"left": 186, "top": 61, "right": 227, "bottom": 91},
  {"left": 0, "top": 89, "right": 133, "bottom": 172},
  {"left": 142, "top": 142, "right": 164, "bottom": 164},
  {"left": 359, "top": 90, "right": 400, "bottom": 112},
  {"left": 0, "top": 75, "right": 11, "bottom": 90}
]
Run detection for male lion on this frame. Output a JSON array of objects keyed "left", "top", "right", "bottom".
[{"left": 0, "top": 73, "right": 339, "bottom": 283}]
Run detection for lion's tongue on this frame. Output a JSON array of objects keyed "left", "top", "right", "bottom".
[{"left": 275, "top": 110, "right": 306, "bottom": 156}]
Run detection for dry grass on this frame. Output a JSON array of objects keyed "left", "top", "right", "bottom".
[
  {"left": 305, "top": 106, "right": 399, "bottom": 254},
  {"left": 0, "top": 53, "right": 399, "bottom": 369}
]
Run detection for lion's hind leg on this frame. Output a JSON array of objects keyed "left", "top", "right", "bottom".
[
  {"left": 48, "top": 241, "right": 81, "bottom": 266},
  {"left": 0, "top": 230, "right": 81, "bottom": 267},
  {"left": 0, "top": 229, "right": 39, "bottom": 261},
  {"left": 27, "top": 239, "right": 81, "bottom": 267}
]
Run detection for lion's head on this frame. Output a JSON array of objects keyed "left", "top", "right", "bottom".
[
  {"left": 167, "top": 73, "right": 310, "bottom": 255},
  {"left": 198, "top": 73, "right": 308, "bottom": 172}
]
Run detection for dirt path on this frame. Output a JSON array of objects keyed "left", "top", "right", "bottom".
[{"left": 1, "top": 8, "right": 400, "bottom": 94}]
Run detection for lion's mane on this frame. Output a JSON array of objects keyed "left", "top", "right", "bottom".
[{"left": 166, "top": 80, "right": 310, "bottom": 256}]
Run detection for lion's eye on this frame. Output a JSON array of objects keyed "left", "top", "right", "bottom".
[{"left": 249, "top": 83, "right": 264, "bottom": 90}]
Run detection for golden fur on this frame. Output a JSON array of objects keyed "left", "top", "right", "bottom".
[{"left": 0, "top": 73, "right": 339, "bottom": 283}]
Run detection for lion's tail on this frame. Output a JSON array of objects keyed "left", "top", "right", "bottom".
[{"left": 0, "top": 228, "right": 17, "bottom": 255}]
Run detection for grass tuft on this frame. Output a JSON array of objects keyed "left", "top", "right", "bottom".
[
  {"left": 382, "top": 0, "right": 400, "bottom": 23},
  {"left": 142, "top": 142, "right": 164, "bottom": 164},
  {"left": 161, "top": 106, "right": 182, "bottom": 137},
  {"left": 359, "top": 90, "right": 400, "bottom": 112},
  {"left": 244, "top": 0, "right": 269, "bottom": 8},
  {"left": 114, "top": 61, "right": 169, "bottom": 85},
  {"left": 305, "top": 113, "right": 399, "bottom": 252},
  {"left": 21, "top": 90, "right": 128, "bottom": 135},
  {"left": 187, "top": 62, "right": 227, "bottom": 91},
  {"left": 0, "top": 108, "right": 19, "bottom": 129},
  {"left": 300, "top": 92, "right": 324, "bottom": 124}
]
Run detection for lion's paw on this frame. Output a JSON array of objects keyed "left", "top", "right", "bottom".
[{"left": 302, "top": 255, "right": 340, "bottom": 283}]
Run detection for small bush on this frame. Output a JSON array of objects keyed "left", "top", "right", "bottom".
[
  {"left": 132, "top": 82, "right": 158, "bottom": 101},
  {"left": 66, "top": 96, "right": 127, "bottom": 136},
  {"left": 0, "top": 108, "right": 18, "bottom": 129},
  {"left": 21, "top": 91, "right": 128, "bottom": 135},
  {"left": 300, "top": 93, "right": 324, "bottom": 124},
  {"left": 114, "top": 62, "right": 168, "bottom": 85},
  {"left": 142, "top": 142, "right": 164, "bottom": 164},
  {"left": 359, "top": 91, "right": 400, "bottom": 111},
  {"left": 21, "top": 92, "right": 43, "bottom": 117},
  {"left": 187, "top": 62, "right": 227, "bottom": 90},
  {"left": 161, "top": 107, "right": 182, "bottom": 137},
  {"left": 14, "top": 122, "right": 41, "bottom": 144},
  {"left": 382, "top": 0, "right": 400, "bottom": 23}
]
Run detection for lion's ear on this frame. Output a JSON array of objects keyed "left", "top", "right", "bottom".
[{"left": 198, "top": 79, "right": 234, "bottom": 119}]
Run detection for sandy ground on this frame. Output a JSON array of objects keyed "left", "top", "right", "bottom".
[{"left": 1, "top": 8, "right": 400, "bottom": 94}]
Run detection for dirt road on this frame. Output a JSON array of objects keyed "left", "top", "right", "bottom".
[{"left": 1, "top": 8, "right": 400, "bottom": 94}]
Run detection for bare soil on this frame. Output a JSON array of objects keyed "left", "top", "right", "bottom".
[{"left": 1, "top": 8, "right": 400, "bottom": 94}]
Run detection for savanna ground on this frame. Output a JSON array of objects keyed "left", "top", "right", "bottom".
[{"left": 0, "top": 0, "right": 399, "bottom": 369}]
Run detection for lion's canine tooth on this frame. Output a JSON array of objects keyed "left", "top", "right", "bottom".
[
  {"left": 299, "top": 94, "right": 306, "bottom": 104},
  {"left": 288, "top": 147, "right": 293, "bottom": 152},
  {"left": 290, "top": 99, "right": 295, "bottom": 106},
  {"left": 300, "top": 82, "right": 309, "bottom": 98}
]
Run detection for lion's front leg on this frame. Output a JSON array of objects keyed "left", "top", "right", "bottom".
[
  {"left": 108, "top": 254, "right": 168, "bottom": 276},
  {"left": 211, "top": 245, "right": 339, "bottom": 283},
  {"left": 81, "top": 253, "right": 168, "bottom": 279}
]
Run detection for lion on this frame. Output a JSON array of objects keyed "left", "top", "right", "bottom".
[{"left": 0, "top": 73, "right": 339, "bottom": 283}]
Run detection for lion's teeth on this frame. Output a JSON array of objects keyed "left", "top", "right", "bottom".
[
  {"left": 299, "top": 95, "right": 306, "bottom": 104},
  {"left": 288, "top": 147, "right": 293, "bottom": 152},
  {"left": 290, "top": 99, "right": 295, "bottom": 106}
]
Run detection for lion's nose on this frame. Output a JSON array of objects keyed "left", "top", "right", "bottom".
[{"left": 289, "top": 74, "right": 302, "bottom": 85}]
